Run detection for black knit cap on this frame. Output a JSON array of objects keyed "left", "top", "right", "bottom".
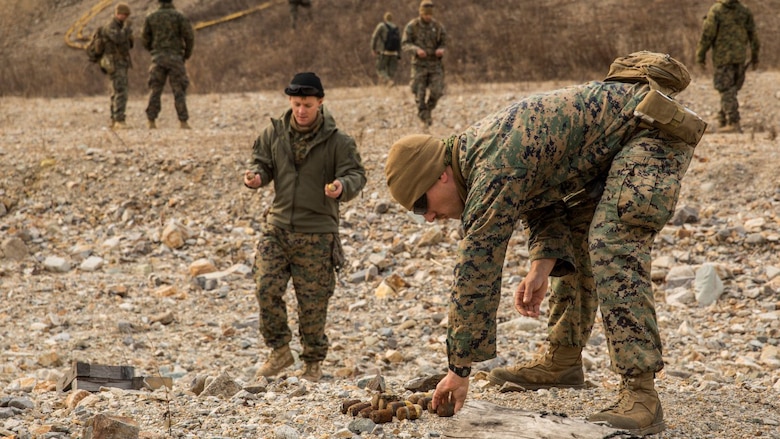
[{"left": 284, "top": 72, "right": 325, "bottom": 98}]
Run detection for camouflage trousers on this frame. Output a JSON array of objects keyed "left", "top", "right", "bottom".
[
  {"left": 375, "top": 54, "right": 399, "bottom": 83},
  {"left": 713, "top": 63, "right": 746, "bottom": 125},
  {"left": 253, "top": 224, "right": 336, "bottom": 363},
  {"left": 547, "top": 130, "right": 694, "bottom": 376},
  {"left": 410, "top": 62, "right": 445, "bottom": 122},
  {"left": 145, "top": 56, "right": 190, "bottom": 122},
  {"left": 109, "top": 64, "right": 130, "bottom": 122}
]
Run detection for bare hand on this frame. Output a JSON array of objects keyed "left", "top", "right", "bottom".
[
  {"left": 416, "top": 48, "right": 427, "bottom": 58},
  {"left": 325, "top": 180, "right": 342, "bottom": 198},
  {"left": 244, "top": 170, "right": 261, "bottom": 188},
  {"left": 435, "top": 48, "right": 445, "bottom": 58},
  {"left": 432, "top": 372, "right": 469, "bottom": 415},
  {"left": 514, "top": 258, "right": 555, "bottom": 318}
]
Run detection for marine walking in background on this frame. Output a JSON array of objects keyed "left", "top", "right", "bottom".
[
  {"left": 370, "top": 12, "right": 401, "bottom": 87},
  {"left": 402, "top": 0, "right": 447, "bottom": 128},
  {"left": 696, "top": 0, "right": 760, "bottom": 133}
]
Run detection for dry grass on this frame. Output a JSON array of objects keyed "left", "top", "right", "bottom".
[{"left": 0, "top": 0, "right": 777, "bottom": 97}]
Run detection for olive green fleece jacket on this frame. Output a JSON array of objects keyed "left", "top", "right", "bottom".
[{"left": 248, "top": 106, "right": 366, "bottom": 233}]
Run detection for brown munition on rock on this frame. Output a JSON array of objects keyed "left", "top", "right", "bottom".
[
  {"left": 347, "top": 402, "right": 372, "bottom": 416},
  {"left": 397, "top": 404, "right": 423, "bottom": 421},
  {"left": 341, "top": 399, "right": 362, "bottom": 414},
  {"left": 369, "top": 408, "right": 394, "bottom": 424}
]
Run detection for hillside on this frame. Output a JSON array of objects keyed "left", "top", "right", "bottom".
[{"left": 2, "top": 0, "right": 779, "bottom": 97}]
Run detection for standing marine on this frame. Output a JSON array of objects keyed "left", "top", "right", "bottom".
[
  {"left": 101, "top": 2, "right": 134, "bottom": 130},
  {"left": 696, "top": 0, "right": 759, "bottom": 133},
  {"left": 142, "top": 0, "right": 195, "bottom": 129},
  {"left": 402, "top": 0, "right": 447, "bottom": 128}
]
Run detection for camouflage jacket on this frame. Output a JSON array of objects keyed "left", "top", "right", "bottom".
[
  {"left": 402, "top": 16, "right": 446, "bottom": 66},
  {"left": 248, "top": 106, "right": 366, "bottom": 234},
  {"left": 696, "top": 0, "right": 759, "bottom": 66},
  {"left": 141, "top": 3, "right": 195, "bottom": 61},
  {"left": 445, "top": 81, "right": 652, "bottom": 366},
  {"left": 102, "top": 17, "right": 133, "bottom": 67},
  {"left": 371, "top": 21, "right": 399, "bottom": 54}
]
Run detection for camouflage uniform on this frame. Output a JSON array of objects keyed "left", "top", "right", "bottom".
[
  {"left": 141, "top": 2, "right": 195, "bottom": 124},
  {"left": 101, "top": 16, "right": 134, "bottom": 123},
  {"left": 248, "top": 106, "right": 366, "bottom": 364},
  {"left": 443, "top": 81, "right": 696, "bottom": 378},
  {"left": 696, "top": 0, "right": 759, "bottom": 126},
  {"left": 288, "top": 0, "right": 312, "bottom": 30},
  {"left": 402, "top": 14, "right": 446, "bottom": 125},
  {"left": 371, "top": 19, "right": 400, "bottom": 85}
]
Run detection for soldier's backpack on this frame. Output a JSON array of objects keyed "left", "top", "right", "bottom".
[
  {"left": 85, "top": 28, "right": 105, "bottom": 63},
  {"left": 384, "top": 24, "right": 401, "bottom": 52},
  {"left": 604, "top": 50, "right": 690, "bottom": 96},
  {"left": 606, "top": 51, "right": 707, "bottom": 145}
]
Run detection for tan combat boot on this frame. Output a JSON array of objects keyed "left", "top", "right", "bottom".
[
  {"left": 180, "top": 120, "right": 191, "bottom": 130},
  {"left": 588, "top": 372, "right": 665, "bottom": 436},
  {"left": 147, "top": 119, "right": 157, "bottom": 129},
  {"left": 300, "top": 362, "right": 322, "bottom": 382},
  {"left": 256, "top": 345, "right": 294, "bottom": 378},
  {"left": 487, "top": 344, "right": 585, "bottom": 389},
  {"left": 112, "top": 121, "right": 128, "bottom": 130}
]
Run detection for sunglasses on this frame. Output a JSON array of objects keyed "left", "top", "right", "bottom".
[
  {"left": 285, "top": 84, "right": 321, "bottom": 96},
  {"left": 413, "top": 193, "right": 428, "bottom": 215}
]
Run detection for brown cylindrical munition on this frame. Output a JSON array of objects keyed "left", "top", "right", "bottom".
[
  {"left": 388, "top": 400, "right": 412, "bottom": 414},
  {"left": 408, "top": 392, "right": 431, "bottom": 404},
  {"left": 347, "top": 402, "right": 372, "bottom": 416},
  {"left": 341, "top": 399, "right": 362, "bottom": 414},
  {"left": 369, "top": 408, "right": 394, "bottom": 424},
  {"left": 419, "top": 396, "right": 433, "bottom": 411},
  {"left": 397, "top": 404, "right": 423, "bottom": 421},
  {"left": 436, "top": 400, "right": 455, "bottom": 417},
  {"left": 358, "top": 405, "right": 373, "bottom": 418},
  {"left": 377, "top": 393, "right": 400, "bottom": 409}
]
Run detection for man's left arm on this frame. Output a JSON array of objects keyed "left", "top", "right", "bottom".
[{"left": 182, "top": 18, "right": 195, "bottom": 60}]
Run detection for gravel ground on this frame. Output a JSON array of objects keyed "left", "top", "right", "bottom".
[{"left": 1, "top": 73, "right": 779, "bottom": 439}]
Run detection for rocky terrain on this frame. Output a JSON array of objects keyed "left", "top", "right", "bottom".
[{"left": 1, "top": 73, "right": 779, "bottom": 438}]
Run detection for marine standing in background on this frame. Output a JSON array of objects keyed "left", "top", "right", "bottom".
[
  {"left": 696, "top": 0, "right": 759, "bottom": 133},
  {"left": 402, "top": 0, "right": 446, "bottom": 128},
  {"left": 289, "top": 0, "right": 312, "bottom": 29},
  {"left": 102, "top": 3, "right": 134, "bottom": 130},
  {"left": 370, "top": 12, "right": 401, "bottom": 87},
  {"left": 142, "top": 0, "right": 195, "bottom": 129},
  {"left": 243, "top": 72, "right": 366, "bottom": 383}
]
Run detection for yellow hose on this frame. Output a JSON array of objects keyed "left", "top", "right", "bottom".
[
  {"left": 66, "top": 0, "right": 286, "bottom": 50},
  {"left": 194, "top": 0, "right": 285, "bottom": 30},
  {"left": 65, "top": 0, "right": 112, "bottom": 49}
]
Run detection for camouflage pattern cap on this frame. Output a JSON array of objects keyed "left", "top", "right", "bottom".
[
  {"left": 115, "top": 2, "right": 131, "bottom": 15},
  {"left": 385, "top": 135, "right": 446, "bottom": 211},
  {"left": 419, "top": 0, "right": 435, "bottom": 15}
]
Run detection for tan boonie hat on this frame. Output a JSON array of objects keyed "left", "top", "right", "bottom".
[
  {"left": 115, "top": 2, "right": 131, "bottom": 15},
  {"left": 385, "top": 134, "right": 446, "bottom": 211},
  {"left": 384, "top": 12, "right": 393, "bottom": 22},
  {"left": 419, "top": 0, "right": 434, "bottom": 15}
]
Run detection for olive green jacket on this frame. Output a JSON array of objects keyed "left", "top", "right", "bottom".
[{"left": 249, "top": 106, "right": 366, "bottom": 234}]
